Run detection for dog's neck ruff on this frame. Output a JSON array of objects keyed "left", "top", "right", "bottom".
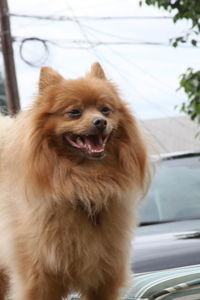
[
  {"left": 76, "top": 199, "right": 102, "bottom": 226},
  {"left": 90, "top": 210, "right": 101, "bottom": 226}
]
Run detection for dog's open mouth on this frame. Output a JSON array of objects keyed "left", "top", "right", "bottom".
[{"left": 64, "top": 133, "right": 109, "bottom": 158}]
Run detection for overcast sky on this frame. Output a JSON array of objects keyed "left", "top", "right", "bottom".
[{"left": 1, "top": 0, "right": 200, "bottom": 119}]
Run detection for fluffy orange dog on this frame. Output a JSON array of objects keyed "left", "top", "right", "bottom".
[{"left": 0, "top": 63, "right": 149, "bottom": 300}]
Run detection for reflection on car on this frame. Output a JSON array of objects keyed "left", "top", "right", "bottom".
[
  {"left": 124, "top": 264, "right": 200, "bottom": 299},
  {"left": 132, "top": 152, "right": 200, "bottom": 273}
]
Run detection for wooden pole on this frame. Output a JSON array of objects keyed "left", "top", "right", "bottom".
[{"left": 0, "top": 0, "right": 20, "bottom": 115}]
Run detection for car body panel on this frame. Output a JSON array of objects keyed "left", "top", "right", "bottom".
[{"left": 132, "top": 220, "right": 200, "bottom": 273}]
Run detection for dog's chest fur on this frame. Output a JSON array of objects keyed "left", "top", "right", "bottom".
[
  {"left": 25, "top": 166, "right": 134, "bottom": 288},
  {"left": 39, "top": 187, "right": 132, "bottom": 283}
]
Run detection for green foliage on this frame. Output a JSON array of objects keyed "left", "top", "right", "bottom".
[
  {"left": 140, "top": 0, "right": 200, "bottom": 129},
  {"left": 179, "top": 68, "right": 200, "bottom": 123},
  {"left": 140, "top": 0, "right": 200, "bottom": 46}
]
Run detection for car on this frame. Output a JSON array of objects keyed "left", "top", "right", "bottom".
[{"left": 132, "top": 152, "right": 200, "bottom": 273}]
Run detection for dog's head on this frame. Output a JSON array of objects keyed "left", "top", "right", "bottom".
[
  {"left": 34, "top": 63, "right": 128, "bottom": 160},
  {"left": 22, "top": 63, "right": 149, "bottom": 198}
]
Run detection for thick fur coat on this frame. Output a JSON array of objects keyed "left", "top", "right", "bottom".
[{"left": 0, "top": 63, "right": 149, "bottom": 300}]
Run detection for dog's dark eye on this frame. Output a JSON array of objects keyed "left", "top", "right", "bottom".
[
  {"left": 67, "top": 109, "right": 82, "bottom": 118},
  {"left": 100, "top": 106, "right": 110, "bottom": 115}
]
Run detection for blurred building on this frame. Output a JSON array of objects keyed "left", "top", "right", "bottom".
[{"left": 142, "top": 116, "right": 200, "bottom": 155}]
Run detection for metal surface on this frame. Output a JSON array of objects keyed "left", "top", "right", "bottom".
[{"left": 132, "top": 220, "right": 200, "bottom": 273}]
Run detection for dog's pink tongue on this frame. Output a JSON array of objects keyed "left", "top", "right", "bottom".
[{"left": 85, "top": 136, "right": 104, "bottom": 151}]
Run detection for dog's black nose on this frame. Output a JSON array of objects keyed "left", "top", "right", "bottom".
[{"left": 92, "top": 117, "right": 107, "bottom": 131}]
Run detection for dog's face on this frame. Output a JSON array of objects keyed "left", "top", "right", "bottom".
[
  {"left": 35, "top": 63, "right": 124, "bottom": 160},
  {"left": 58, "top": 97, "right": 116, "bottom": 159},
  {"left": 27, "top": 63, "right": 148, "bottom": 193}
]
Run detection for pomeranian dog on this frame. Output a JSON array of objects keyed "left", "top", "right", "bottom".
[{"left": 0, "top": 63, "right": 149, "bottom": 300}]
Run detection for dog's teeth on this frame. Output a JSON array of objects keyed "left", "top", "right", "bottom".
[
  {"left": 76, "top": 136, "right": 84, "bottom": 146},
  {"left": 91, "top": 149, "right": 103, "bottom": 153}
]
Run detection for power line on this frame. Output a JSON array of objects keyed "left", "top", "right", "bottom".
[
  {"left": 80, "top": 23, "right": 141, "bottom": 42},
  {"left": 101, "top": 43, "right": 182, "bottom": 96},
  {"left": 8, "top": 13, "right": 173, "bottom": 21},
  {"left": 64, "top": 0, "right": 102, "bottom": 61},
  {"left": 13, "top": 36, "right": 198, "bottom": 49},
  {"left": 19, "top": 37, "right": 49, "bottom": 67}
]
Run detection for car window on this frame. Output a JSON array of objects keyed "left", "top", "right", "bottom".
[{"left": 138, "top": 155, "right": 200, "bottom": 223}]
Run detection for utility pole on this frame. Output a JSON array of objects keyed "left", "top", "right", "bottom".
[{"left": 0, "top": 0, "right": 20, "bottom": 115}]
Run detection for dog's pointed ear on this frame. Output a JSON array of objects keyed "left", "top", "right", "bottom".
[
  {"left": 39, "top": 66, "right": 63, "bottom": 92},
  {"left": 89, "top": 62, "right": 106, "bottom": 80}
]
